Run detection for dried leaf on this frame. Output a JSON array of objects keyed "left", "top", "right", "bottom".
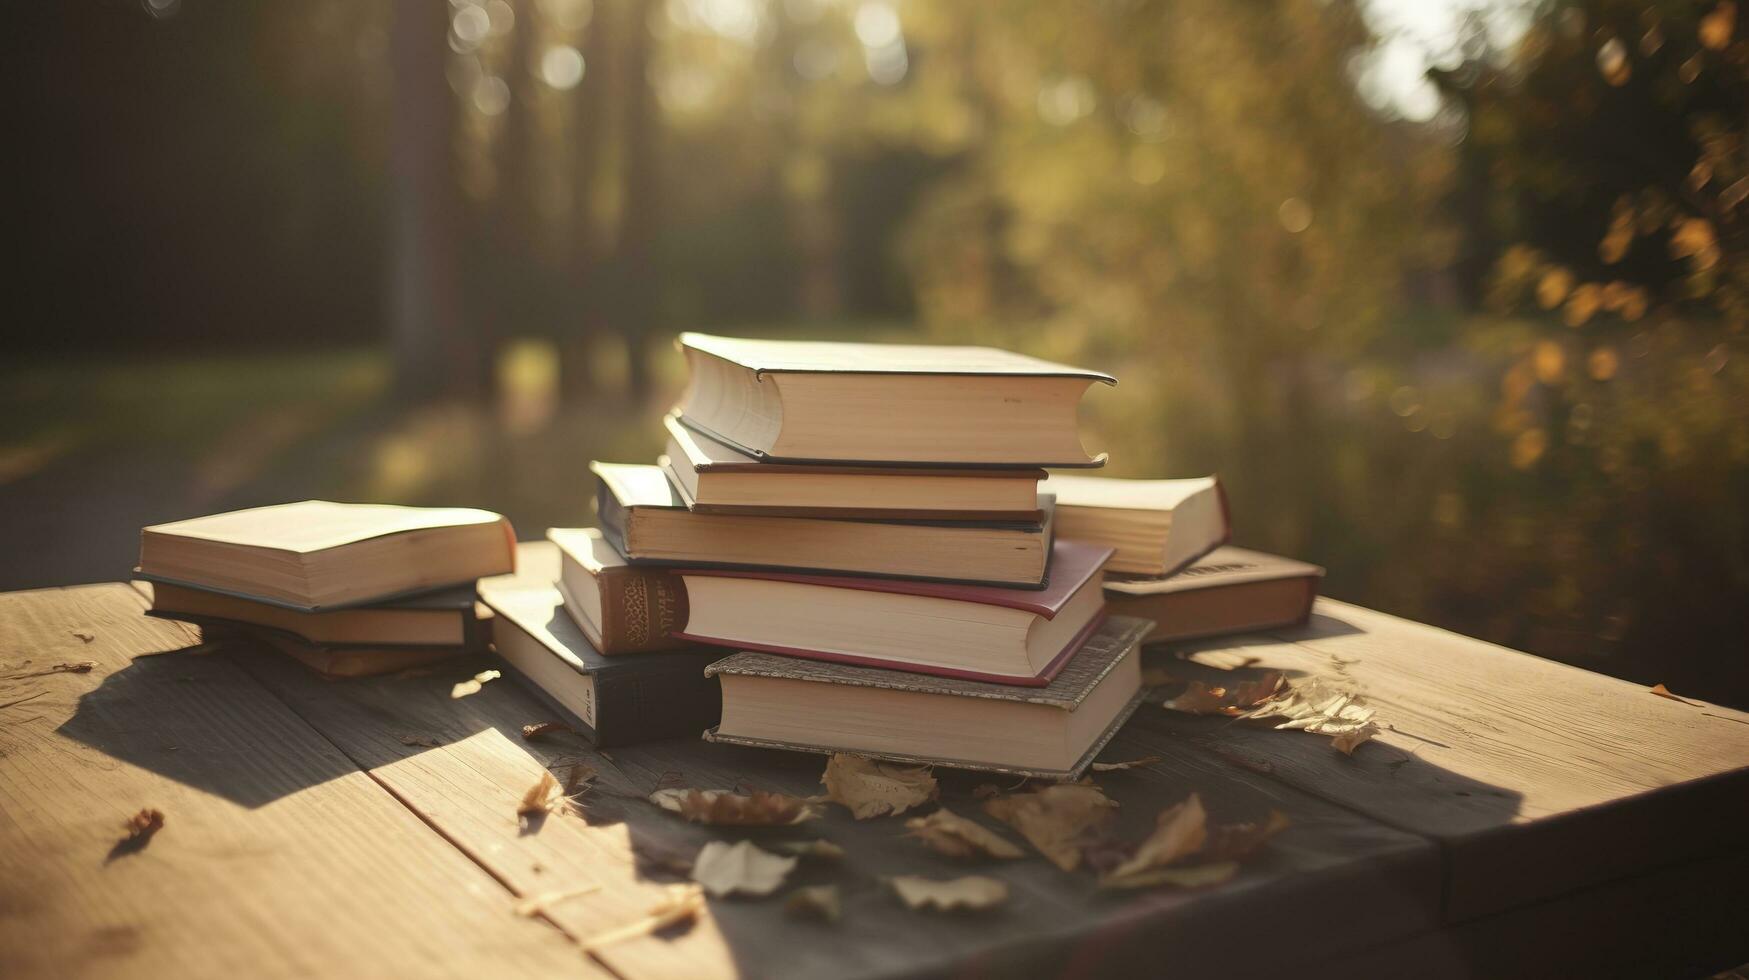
[
  {"left": 399, "top": 734, "right": 442, "bottom": 748},
  {"left": 906, "top": 808, "right": 1024, "bottom": 860},
  {"left": 70, "top": 630, "right": 95, "bottom": 643},
  {"left": 51, "top": 661, "right": 96, "bottom": 673},
  {"left": 125, "top": 808, "right": 165, "bottom": 841},
  {"left": 450, "top": 669, "right": 501, "bottom": 699},
  {"left": 822, "top": 754, "right": 938, "bottom": 819},
  {"left": 890, "top": 875, "right": 1009, "bottom": 912},
  {"left": 1099, "top": 794, "right": 1208, "bottom": 887},
  {"left": 581, "top": 884, "right": 705, "bottom": 951},
  {"left": 519, "top": 770, "right": 565, "bottom": 817},
  {"left": 1205, "top": 810, "right": 1290, "bottom": 862},
  {"left": 769, "top": 839, "right": 845, "bottom": 861},
  {"left": 512, "top": 883, "right": 602, "bottom": 917},
  {"left": 1649, "top": 683, "right": 1696, "bottom": 705},
  {"left": 1162, "top": 672, "right": 1285, "bottom": 716},
  {"left": 690, "top": 840, "right": 797, "bottom": 898},
  {"left": 1241, "top": 678, "right": 1382, "bottom": 753},
  {"left": 1091, "top": 756, "right": 1161, "bottom": 772},
  {"left": 1331, "top": 722, "right": 1381, "bottom": 755},
  {"left": 983, "top": 782, "right": 1118, "bottom": 871},
  {"left": 521, "top": 721, "right": 573, "bottom": 740},
  {"left": 1101, "top": 861, "right": 1238, "bottom": 890},
  {"left": 649, "top": 788, "right": 821, "bottom": 826},
  {"left": 563, "top": 763, "right": 598, "bottom": 797},
  {"left": 785, "top": 885, "right": 842, "bottom": 923}
]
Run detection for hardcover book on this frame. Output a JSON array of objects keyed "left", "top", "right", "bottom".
[
  {"left": 675, "top": 332, "right": 1115, "bottom": 467},
  {"left": 146, "top": 580, "right": 488, "bottom": 649},
  {"left": 674, "top": 540, "right": 1113, "bottom": 686},
  {"left": 139, "top": 500, "right": 516, "bottom": 611},
  {"left": 704, "top": 615, "right": 1151, "bottom": 779},
  {"left": 594, "top": 461, "right": 1056, "bottom": 588},
  {"left": 547, "top": 527, "right": 694, "bottom": 655},
  {"left": 661, "top": 414, "right": 1045, "bottom": 520},
  {"left": 1041, "top": 474, "right": 1230, "bottom": 577},
  {"left": 479, "top": 542, "right": 721, "bottom": 747},
  {"left": 1104, "top": 547, "right": 1324, "bottom": 644}
]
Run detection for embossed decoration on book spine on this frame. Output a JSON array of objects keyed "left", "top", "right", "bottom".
[{"left": 604, "top": 569, "right": 690, "bottom": 652}]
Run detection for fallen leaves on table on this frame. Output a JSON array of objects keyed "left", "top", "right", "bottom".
[
  {"left": 983, "top": 782, "right": 1118, "bottom": 871},
  {"left": 822, "top": 754, "right": 938, "bottom": 819},
  {"left": 581, "top": 884, "right": 705, "bottom": 952},
  {"left": 785, "top": 884, "right": 842, "bottom": 923},
  {"left": 691, "top": 840, "right": 797, "bottom": 897},
  {"left": 512, "top": 883, "right": 602, "bottom": 917},
  {"left": 1090, "top": 756, "right": 1161, "bottom": 772},
  {"left": 649, "top": 788, "right": 821, "bottom": 826},
  {"left": 1240, "top": 679, "right": 1380, "bottom": 754},
  {"left": 125, "top": 807, "right": 165, "bottom": 842},
  {"left": 906, "top": 808, "right": 1024, "bottom": 860},
  {"left": 398, "top": 734, "right": 442, "bottom": 748},
  {"left": 1162, "top": 672, "right": 1285, "bottom": 716},
  {"left": 70, "top": 629, "right": 95, "bottom": 643},
  {"left": 890, "top": 875, "right": 1009, "bottom": 912},
  {"left": 769, "top": 839, "right": 845, "bottom": 862},
  {"left": 1103, "top": 861, "right": 1239, "bottom": 890},
  {"left": 520, "top": 720, "right": 572, "bottom": 740},
  {"left": 562, "top": 763, "right": 598, "bottom": 797},
  {"left": 1093, "top": 795, "right": 1288, "bottom": 890},
  {"left": 1099, "top": 793, "right": 1207, "bottom": 888},
  {"left": 1205, "top": 809, "right": 1290, "bottom": 862},
  {"left": 450, "top": 669, "right": 501, "bottom": 699},
  {"left": 518, "top": 770, "right": 566, "bottom": 817}
]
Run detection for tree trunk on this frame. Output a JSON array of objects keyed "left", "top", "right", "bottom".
[
  {"left": 615, "top": 0, "right": 658, "bottom": 399},
  {"left": 562, "top": 0, "right": 616, "bottom": 400},
  {"left": 389, "top": 0, "right": 471, "bottom": 402}
]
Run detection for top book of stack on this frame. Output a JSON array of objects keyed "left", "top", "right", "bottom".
[{"left": 673, "top": 332, "right": 1116, "bottom": 468}]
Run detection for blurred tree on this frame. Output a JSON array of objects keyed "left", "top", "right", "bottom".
[
  {"left": 1433, "top": 0, "right": 1749, "bottom": 702},
  {"left": 390, "top": 0, "right": 473, "bottom": 401}
]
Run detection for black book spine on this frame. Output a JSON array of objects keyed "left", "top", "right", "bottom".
[{"left": 593, "top": 661, "right": 722, "bottom": 747}]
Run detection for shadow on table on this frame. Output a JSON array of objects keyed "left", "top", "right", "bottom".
[{"left": 54, "top": 604, "right": 1527, "bottom": 979}]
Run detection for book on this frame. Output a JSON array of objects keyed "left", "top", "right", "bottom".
[
  {"left": 704, "top": 615, "right": 1151, "bottom": 779},
  {"left": 660, "top": 414, "right": 1045, "bottom": 520},
  {"left": 139, "top": 500, "right": 516, "bottom": 611},
  {"left": 479, "top": 541, "right": 721, "bottom": 746},
  {"left": 147, "top": 580, "right": 487, "bottom": 649},
  {"left": 1104, "top": 547, "right": 1324, "bottom": 644},
  {"left": 674, "top": 332, "right": 1115, "bottom": 467},
  {"left": 674, "top": 540, "right": 1113, "bottom": 687},
  {"left": 595, "top": 462, "right": 1056, "bottom": 588},
  {"left": 257, "top": 632, "right": 471, "bottom": 680},
  {"left": 1041, "top": 474, "right": 1230, "bottom": 577},
  {"left": 548, "top": 527, "right": 694, "bottom": 655}
]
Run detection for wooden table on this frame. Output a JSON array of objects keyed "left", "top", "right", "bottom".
[{"left": 4, "top": 571, "right": 1747, "bottom": 979}]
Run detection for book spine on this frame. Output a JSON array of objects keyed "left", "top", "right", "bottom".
[
  {"left": 596, "top": 568, "right": 692, "bottom": 654},
  {"left": 593, "top": 662, "right": 722, "bottom": 747}
]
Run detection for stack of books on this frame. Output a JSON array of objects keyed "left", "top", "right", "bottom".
[
  {"left": 510, "top": 333, "right": 1170, "bottom": 778},
  {"left": 138, "top": 501, "right": 515, "bottom": 678},
  {"left": 1041, "top": 476, "right": 1325, "bottom": 642}
]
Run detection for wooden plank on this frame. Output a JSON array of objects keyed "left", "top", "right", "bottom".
[
  {"left": 1140, "top": 598, "right": 1749, "bottom": 921},
  {"left": 0, "top": 584, "right": 593, "bottom": 980},
  {"left": 234, "top": 628, "right": 1440, "bottom": 980},
  {"left": 1309, "top": 847, "right": 1749, "bottom": 980}
]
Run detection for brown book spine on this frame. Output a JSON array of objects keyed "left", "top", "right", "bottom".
[{"left": 596, "top": 567, "right": 692, "bottom": 654}]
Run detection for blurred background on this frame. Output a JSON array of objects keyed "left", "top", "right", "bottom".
[{"left": 5, "top": 0, "right": 1746, "bottom": 705}]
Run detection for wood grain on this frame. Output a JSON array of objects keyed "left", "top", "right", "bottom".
[
  {"left": 0, "top": 584, "right": 591, "bottom": 979},
  {"left": 235, "top": 635, "right": 1439, "bottom": 980},
  {"left": 1142, "top": 598, "right": 1749, "bottom": 920}
]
